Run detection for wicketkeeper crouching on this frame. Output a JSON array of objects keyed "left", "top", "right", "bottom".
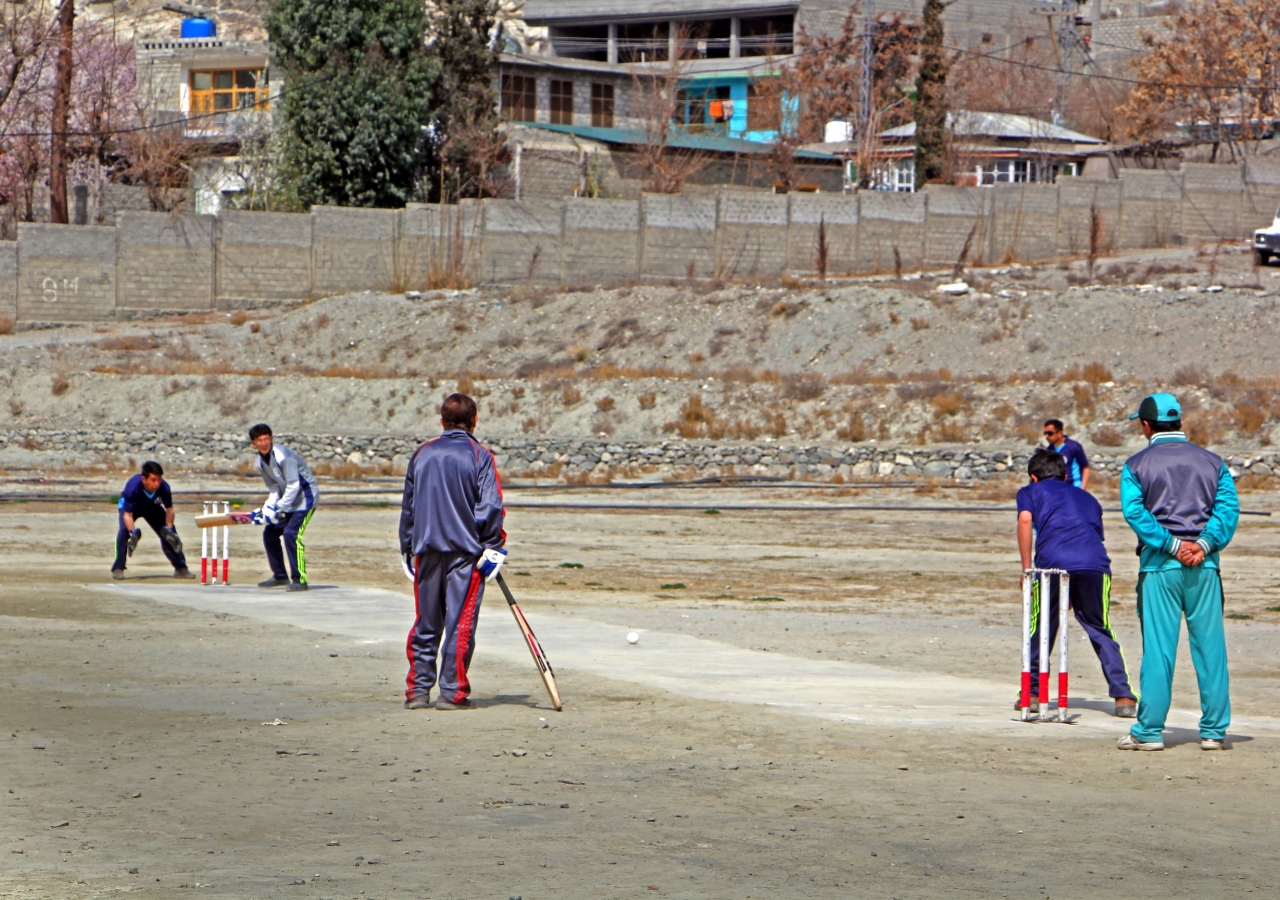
[{"left": 399, "top": 393, "right": 506, "bottom": 711}]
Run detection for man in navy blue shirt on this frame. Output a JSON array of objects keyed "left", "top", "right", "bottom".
[
  {"left": 112, "top": 461, "right": 193, "bottom": 580},
  {"left": 399, "top": 393, "right": 506, "bottom": 711},
  {"left": 1017, "top": 449, "right": 1135, "bottom": 716},
  {"left": 1044, "top": 419, "right": 1090, "bottom": 489}
]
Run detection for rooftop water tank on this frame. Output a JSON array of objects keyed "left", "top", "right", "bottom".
[
  {"left": 181, "top": 17, "right": 216, "bottom": 38},
  {"left": 824, "top": 119, "right": 853, "bottom": 144}
]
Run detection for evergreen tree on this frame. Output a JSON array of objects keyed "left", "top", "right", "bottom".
[
  {"left": 425, "top": 0, "right": 505, "bottom": 200},
  {"left": 912, "top": 0, "right": 949, "bottom": 189},
  {"left": 265, "top": 0, "right": 438, "bottom": 208}
]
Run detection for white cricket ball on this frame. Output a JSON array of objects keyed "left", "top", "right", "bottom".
[{"left": 626, "top": 631, "right": 640, "bottom": 645}]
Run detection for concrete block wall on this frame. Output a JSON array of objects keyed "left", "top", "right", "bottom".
[
  {"left": 7, "top": 161, "right": 1273, "bottom": 326},
  {"left": 1180, "top": 163, "right": 1245, "bottom": 243},
  {"left": 562, "top": 198, "right": 640, "bottom": 282},
  {"left": 1117, "top": 170, "right": 1183, "bottom": 250},
  {"left": 116, "top": 212, "right": 215, "bottom": 313},
  {"left": 217, "top": 210, "right": 313, "bottom": 307},
  {"left": 640, "top": 194, "right": 718, "bottom": 280},
  {"left": 922, "top": 186, "right": 988, "bottom": 268},
  {"left": 1057, "top": 179, "right": 1122, "bottom": 255},
  {"left": 858, "top": 192, "right": 926, "bottom": 273},
  {"left": 0, "top": 243, "right": 16, "bottom": 322},
  {"left": 479, "top": 200, "right": 565, "bottom": 285},
  {"left": 989, "top": 184, "right": 1060, "bottom": 264},
  {"left": 17, "top": 225, "right": 117, "bottom": 322},
  {"left": 312, "top": 206, "right": 398, "bottom": 297},
  {"left": 717, "top": 193, "right": 790, "bottom": 280},
  {"left": 788, "top": 193, "right": 860, "bottom": 275}
]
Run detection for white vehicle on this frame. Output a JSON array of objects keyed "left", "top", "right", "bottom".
[{"left": 1255, "top": 203, "right": 1280, "bottom": 265}]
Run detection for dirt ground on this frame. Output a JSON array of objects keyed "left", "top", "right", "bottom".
[{"left": 2, "top": 479, "right": 1279, "bottom": 899}]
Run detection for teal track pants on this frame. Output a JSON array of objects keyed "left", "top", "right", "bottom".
[{"left": 1133, "top": 567, "right": 1230, "bottom": 743}]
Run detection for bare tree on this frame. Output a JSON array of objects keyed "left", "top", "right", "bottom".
[{"left": 630, "top": 26, "right": 709, "bottom": 194}]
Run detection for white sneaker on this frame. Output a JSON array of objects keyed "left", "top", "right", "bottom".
[
  {"left": 1117, "top": 733, "right": 1164, "bottom": 751},
  {"left": 1200, "top": 739, "right": 1227, "bottom": 751}
]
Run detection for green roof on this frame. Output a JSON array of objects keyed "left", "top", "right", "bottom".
[{"left": 524, "top": 122, "right": 839, "bottom": 160}]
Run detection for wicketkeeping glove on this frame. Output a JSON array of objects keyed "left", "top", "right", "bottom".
[
  {"left": 162, "top": 526, "right": 183, "bottom": 554},
  {"left": 126, "top": 528, "right": 142, "bottom": 557},
  {"left": 402, "top": 553, "right": 416, "bottom": 581},
  {"left": 252, "top": 504, "right": 280, "bottom": 525},
  {"left": 476, "top": 547, "right": 507, "bottom": 583}
]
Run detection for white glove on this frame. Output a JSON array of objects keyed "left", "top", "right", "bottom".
[
  {"left": 262, "top": 503, "right": 280, "bottom": 525},
  {"left": 476, "top": 547, "right": 507, "bottom": 583}
]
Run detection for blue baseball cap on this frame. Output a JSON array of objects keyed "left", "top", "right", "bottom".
[{"left": 1129, "top": 392, "right": 1182, "bottom": 422}]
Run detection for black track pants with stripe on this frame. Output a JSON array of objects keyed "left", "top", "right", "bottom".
[{"left": 405, "top": 550, "right": 484, "bottom": 704}]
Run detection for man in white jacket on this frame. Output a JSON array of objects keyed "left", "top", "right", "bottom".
[{"left": 249, "top": 423, "right": 319, "bottom": 591}]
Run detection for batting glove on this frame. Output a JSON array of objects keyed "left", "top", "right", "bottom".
[
  {"left": 402, "top": 553, "right": 416, "bottom": 581},
  {"left": 126, "top": 528, "right": 142, "bottom": 557},
  {"left": 262, "top": 503, "right": 280, "bottom": 525},
  {"left": 477, "top": 547, "right": 507, "bottom": 583}
]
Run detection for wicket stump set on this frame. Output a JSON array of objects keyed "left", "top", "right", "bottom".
[
  {"left": 200, "top": 501, "right": 231, "bottom": 585},
  {"left": 1020, "top": 568, "right": 1072, "bottom": 723}
]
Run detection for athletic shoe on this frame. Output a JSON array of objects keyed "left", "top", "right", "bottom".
[
  {"left": 258, "top": 576, "right": 289, "bottom": 588},
  {"left": 111, "top": 569, "right": 124, "bottom": 580},
  {"left": 174, "top": 567, "right": 195, "bottom": 579},
  {"left": 1115, "top": 699, "right": 1137, "bottom": 718},
  {"left": 434, "top": 695, "right": 477, "bottom": 711},
  {"left": 1117, "top": 734, "right": 1164, "bottom": 751},
  {"left": 287, "top": 582, "right": 309, "bottom": 592},
  {"left": 1200, "top": 739, "right": 1228, "bottom": 751},
  {"left": 404, "top": 695, "right": 431, "bottom": 710},
  {"left": 1013, "top": 696, "right": 1040, "bottom": 713}
]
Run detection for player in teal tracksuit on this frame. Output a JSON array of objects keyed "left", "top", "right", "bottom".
[{"left": 1118, "top": 393, "right": 1239, "bottom": 751}]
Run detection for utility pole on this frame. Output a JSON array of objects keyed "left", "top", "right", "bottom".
[
  {"left": 859, "top": 0, "right": 874, "bottom": 140},
  {"left": 49, "top": 0, "right": 75, "bottom": 225},
  {"left": 1033, "top": 0, "right": 1092, "bottom": 126}
]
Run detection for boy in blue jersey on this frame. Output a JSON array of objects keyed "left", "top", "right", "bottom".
[
  {"left": 112, "top": 460, "right": 193, "bottom": 579},
  {"left": 1044, "top": 419, "right": 1090, "bottom": 489},
  {"left": 1117, "top": 393, "right": 1238, "bottom": 752},
  {"left": 1017, "top": 449, "right": 1135, "bottom": 716}
]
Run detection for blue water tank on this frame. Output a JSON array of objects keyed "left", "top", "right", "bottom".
[{"left": 181, "top": 17, "right": 216, "bottom": 38}]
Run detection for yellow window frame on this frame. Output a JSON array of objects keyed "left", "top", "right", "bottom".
[{"left": 189, "top": 68, "right": 270, "bottom": 116}]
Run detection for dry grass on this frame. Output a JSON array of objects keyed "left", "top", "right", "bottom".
[
  {"left": 561, "top": 386, "right": 583, "bottom": 407},
  {"left": 50, "top": 376, "right": 69, "bottom": 396},
  {"left": 1062, "top": 362, "right": 1113, "bottom": 384},
  {"left": 637, "top": 392, "right": 656, "bottom": 410},
  {"left": 98, "top": 334, "right": 161, "bottom": 352},
  {"left": 780, "top": 373, "right": 826, "bottom": 401},
  {"left": 595, "top": 396, "right": 616, "bottom": 412},
  {"left": 228, "top": 311, "right": 248, "bottom": 326},
  {"left": 0, "top": 315, "right": 14, "bottom": 335},
  {"left": 1091, "top": 425, "right": 1126, "bottom": 447},
  {"left": 836, "top": 411, "right": 866, "bottom": 442},
  {"left": 930, "top": 392, "right": 966, "bottom": 418}
]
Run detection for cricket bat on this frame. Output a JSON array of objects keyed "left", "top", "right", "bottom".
[
  {"left": 193, "top": 511, "right": 257, "bottom": 528},
  {"left": 495, "top": 573, "right": 563, "bottom": 711}
]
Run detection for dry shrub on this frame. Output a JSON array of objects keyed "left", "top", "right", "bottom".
[
  {"left": 781, "top": 373, "right": 826, "bottom": 401},
  {"left": 1172, "top": 364, "right": 1208, "bottom": 386},
  {"left": 832, "top": 367, "right": 894, "bottom": 386},
  {"left": 837, "top": 411, "right": 866, "bottom": 442},
  {"left": 665, "top": 395, "right": 716, "bottom": 439},
  {"left": 570, "top": 345, "right": 590, "bottom": 363},
  {"left": 228, "top": 311, "right": 249, "bottom": 326},
  {"left": 1235, "top": 472, "right": 1272, "bottom": 493},
  {"left": 561, "top": 386, "right": 582, "bottom": 407},
  {"left": 991, "top": 402, "right": 1016, "bottom": 421},
  {"left": 521, "top": 416, "right": 539, "bottom": 433},
  {"left": 1091, "top": 425, "right": 1126, "bottom": 447},
  {"left": 1186, "top": 413, "right": 1227, "bottom": 447},
  {"left": 1063, "top": 362, "right": 1113, "bottom": 384},
  {"left": 769, "top": 300, "right": 804, "bottom": 318},
  {"left": 766, "top": 410, "right": 787, "bottom": 438},
  {"left": 249, "top": 322, "right": 262, "bottom": 334},
  {"left": 0, "top": 315, "right": 13, "bottom": 335},
  {"left": 930, "top": 420, "right": 969, "bottom": 443},
  {"left": 978, "top": 327, "right": 1004, "bottom": 345},
  {"left": 315, "top": 313, "right": 330, "bottom": 329},
  {"left": 595, "top": 396, "right": 616, "bottom": 412},
  {"left": 498, "top": 331, "right": 523, "bottom": 349},
  {"left": 457, "top": 375, "right": 476, "bottom": 395},
  {"left": 1072, "top": 384, "right": 1095, "bottom": 422},
  {"left": 930, "top": 392, "right": 966, "bottom": 418},
  {"left": 1233, "top": 404, "right": 1268, "bottom": 436},
  {"left": 203, "top": 375, "right": 224, "bottom": 396},
  {"left": 637, "top": 392, "right": 656, "bottom": 410},
  {"left": 910, "top": 317, "right": 930, "bottom": 331},
  {"left": 688, "top": 351, "right": 706, "bottom": 364},
  {"left": 162, "top": 378, "right": 186, "bottom": 397},
  {"left": 510, "top": 385, "right": 526, "bottom": 398},
  {"left": 311, "top": 461, "right": 369, "bottom": 480},
  {"left": 98, "top": 334, "right": 161, "bottom": 352},
  {"left": 452, "top": 320, "right": 469, "bottom": 333},
  {"left": 51, "top": 376, "right": 69, "bottom": 396}
]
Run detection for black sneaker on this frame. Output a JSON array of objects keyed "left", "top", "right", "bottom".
[
  {"left": 258, "top": 576, "right": 289, "bottom": 588},
  {"left": 287, "top": 581, "right": 309, "bottom": 592}
]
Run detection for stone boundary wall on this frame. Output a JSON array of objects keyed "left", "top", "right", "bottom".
[
  {"left": 4, "top": 428, "right": 1277, "bottom": 484},
  {"left": 9, "top": 159, "right": 1278, "bottom": 325}
]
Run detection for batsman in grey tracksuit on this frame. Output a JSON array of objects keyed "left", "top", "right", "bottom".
[
  {"left": 399, "top": 397, "right": 505, "bottom": 709},
  {"left": 250, "top": 423, "right": 319, "bottom": 590}
]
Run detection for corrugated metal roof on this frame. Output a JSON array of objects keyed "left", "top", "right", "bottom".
[
  {"left": 523, "top": 122, "right": 840, "bottom": 159},
  {"left": 879, "top": 111, "right": 1104, "bottom": 144},
  {"left": 524, "top": 0, "right": 798, "bottom": 25}
]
